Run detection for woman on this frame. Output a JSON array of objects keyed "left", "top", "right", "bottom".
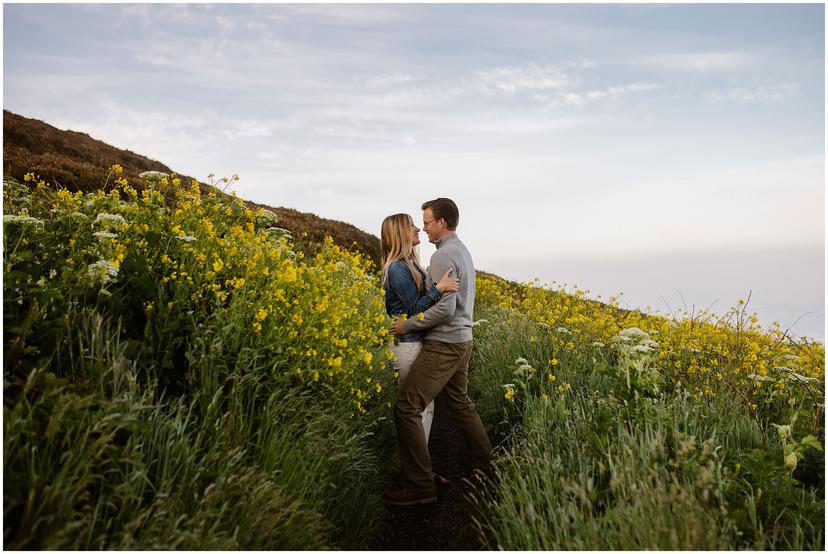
[{"left": 380, "top": 213, "right": 457, "bottom": 481}]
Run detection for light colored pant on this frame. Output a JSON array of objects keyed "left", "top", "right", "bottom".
[{"left": 390, "top": 341, "right": 434, "bottom": 442}]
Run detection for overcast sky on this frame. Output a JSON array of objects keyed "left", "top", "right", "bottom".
[{"left": 4, "top": 3, "right": 825, "bottom": 340}]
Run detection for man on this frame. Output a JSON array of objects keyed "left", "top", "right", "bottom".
[{"left": 382, "top": 197, "right": 493, "bottom": 506}]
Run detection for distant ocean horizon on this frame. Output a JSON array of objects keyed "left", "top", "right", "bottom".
[{"left": 427, "top": 242, "right": 826, "bottom": 343}]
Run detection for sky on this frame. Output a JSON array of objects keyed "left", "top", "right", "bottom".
[{"left": 3, "top": 3, "right": 825, "bottom": 340}]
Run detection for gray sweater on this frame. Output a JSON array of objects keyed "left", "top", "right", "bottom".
[{"left": 402, "top": 233, "right": 475, "bottom": 343}]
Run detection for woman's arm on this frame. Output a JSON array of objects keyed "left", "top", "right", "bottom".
[
  {"left": 387, "top": 262, "right": 442, "bottom": 316},
  {"left": 397, "top": 254, "right": 457, "bottom": 334}
]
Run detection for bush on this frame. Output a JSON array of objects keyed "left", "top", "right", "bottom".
[
  {"left": 3, "top": 173, "right": 396, "bottom": 549},
  {"left": 468, "top": 279, "right": 824, "bottom": 550}
]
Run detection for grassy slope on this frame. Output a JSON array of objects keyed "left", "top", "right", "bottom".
[{"left": 4, "top": 112, "right": 823, "bottom": 550}]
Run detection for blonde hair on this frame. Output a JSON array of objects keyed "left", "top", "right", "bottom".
[{"left": 380, "top": 213, "right": 427, "bottom": 291}]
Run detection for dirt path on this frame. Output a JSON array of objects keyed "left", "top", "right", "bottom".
[{"left": 367, "top": 393, "right": 484, "bottom": 551}]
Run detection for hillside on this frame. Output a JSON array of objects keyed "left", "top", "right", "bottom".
[
  {"left": 3, "top": 110, "right": 823, "bottom": 550},
  {"left": 2, "top": 110, "right": 381, "bottom": 265}
]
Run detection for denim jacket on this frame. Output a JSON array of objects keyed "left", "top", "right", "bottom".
[{"left": 383, "top": 260, "right": 441, "bottom": 342}]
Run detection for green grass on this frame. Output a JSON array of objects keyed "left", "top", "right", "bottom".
[
  {"left": 4, "top": 175, "right": 823, "bottom": 550},
  {"left": 3, "top": 177, "right": 395, "bottom": 549},
  {"left": 467, "top": 304, "right": 824, "bottom": 550},
  {"left": 3, "top": 307, "right": 391, "bottom": 549}
]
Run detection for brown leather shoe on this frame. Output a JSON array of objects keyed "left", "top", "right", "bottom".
[
  {"left": 381, "top": 487, "right": 438, "bottom": 506},
  {"left": 433, "top": 473, "right": 451, "bottom": 487}
]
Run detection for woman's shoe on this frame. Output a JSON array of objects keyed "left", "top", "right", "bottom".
[{"left": 469, "top": 467, "right": 488, "bottom": 482}]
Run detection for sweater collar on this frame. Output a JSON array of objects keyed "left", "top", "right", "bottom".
[{"left": 435, "top": 232, "right": 458, "bottom": 249}]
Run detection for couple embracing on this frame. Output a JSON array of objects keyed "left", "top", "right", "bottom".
[{"left": 379, "top": 197, "right": 493, "bottom": 506}]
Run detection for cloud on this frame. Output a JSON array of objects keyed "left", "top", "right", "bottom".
[
  {"left": 706, "top": 83, "right": 800, "bottom": 103},
  {"left": 633, "top": 51, "right": 754, "bottom": 72},
  {"left": 281, "top": 4, "right": 415, "bottom": 24},
  {"left": 473, "top": 63, "right": 571, "bottom": 94},
  {"left": 365, "top": 72, "right": 419, "bottom": 88},
  {"left": 462, "top": 114, "right": 590, "bottom": 134},
  {"left": 468, "top": 61, "right": 663, "bottom": 110},
  {"left": 536, "top": 82, "right": 663, "bottom": 107}
]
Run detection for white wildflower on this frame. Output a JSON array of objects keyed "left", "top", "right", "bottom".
[
  {"left": 69, "top": 211, "right": 89, "bottom": 219},
  {"left": 785, "top": 451, "right": 798, "bottom": 471},
  {"left": 139, "top": 171, "right": 169, "bottom": 181},
  {"left": 630, "top": 344, "right": 654, "bottom": 354},
  {"left": 174, "top": 235, "right": 197, "bottom": 242},
  {"left": 592, "top": 341, "right": 605, "bottom": 348},
  {"left": 472, "top": 319, "right": 489, "bottom": 327},
  {"left": 4, "top": 214, "right": 44, "bottom": 226},
  {"left": 49, "top": 269, "right": 57, "bottom": 279},
  {"left": 555, "top": 326, "right": 571, "bottom": 334},
  {"left": 94, "top": 231, "right": 117, "bottom": 241},
  {"left": 87, "top": 260, "right": 119, "bottom": 284},
  {"left": 257, "top": 209, "right": 279, "bottom": 224},
  {"left": 94, "top": 213, "right": 125, "bottom": 226},
  {"left": 266, "top": 226, "right": 292, "bottom": 238},
  {"left": 780, "top": 368, "right": 819, "bottom": 383},
  {"left": 642, "top": 339, "right": 660, "bottom": 349},
  {"left": 515, "top": 357, "right": 529, "bottom": 365},
  {"left": 772, "top": 423, "right": 792, "bottom": 440},
  {"left": 619, "top": 327, "right": 649, "bottom": 340}
]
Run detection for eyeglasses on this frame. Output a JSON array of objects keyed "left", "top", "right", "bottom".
[{"left": 423, "top": 218, "right": 442, "bottom": 227}]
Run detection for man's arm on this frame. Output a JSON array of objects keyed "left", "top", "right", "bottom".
[
  {"left": 387, "top": 262, "right": 441, "bottom": 315},
  {"left": 398, "top": 253, "right": 457, "bottom": 333}
]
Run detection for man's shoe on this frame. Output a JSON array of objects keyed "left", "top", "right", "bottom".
[
  {"left": 433, "top": 473, "right": 451, "bottom": 487},
  {"left": 381, "top": 487, "right": 438, "bottom": 506}
]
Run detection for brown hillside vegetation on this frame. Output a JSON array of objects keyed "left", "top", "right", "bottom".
[{"left": 3, "top": 110, "right": 381, "bottom": 265}]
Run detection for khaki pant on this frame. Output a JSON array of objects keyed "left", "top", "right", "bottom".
[
  {"left": 393, "top": 339, "right": 493, "bottom": 492},
  {"left": 390, "top": 341, "right": 434, "bottom": 441}
]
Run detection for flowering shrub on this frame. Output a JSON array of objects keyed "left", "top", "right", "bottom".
[
  {"left": 609, "top": 327, "right": 661, "bottom": 395},
  {"left": 4, "top": 171, "right": 393, "bottom": 414},
  {"left": 471, "top": 275, "right": 824, "bottom": 550},
  {"left": 476, "top": 273, "right": 824, "bottom": 420}
]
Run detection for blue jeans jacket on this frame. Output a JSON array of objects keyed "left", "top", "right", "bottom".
[{"left": 383, "top": 260, "right": 441, "bottom": 342}]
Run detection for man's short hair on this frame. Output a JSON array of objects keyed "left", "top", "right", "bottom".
[{"left": 422, "top": 198, "right": 459, "bottom": 230}]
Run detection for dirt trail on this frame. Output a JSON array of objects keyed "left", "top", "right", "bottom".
[{"left": 367, "top": 393, "right": 484, "bottom": 551}]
